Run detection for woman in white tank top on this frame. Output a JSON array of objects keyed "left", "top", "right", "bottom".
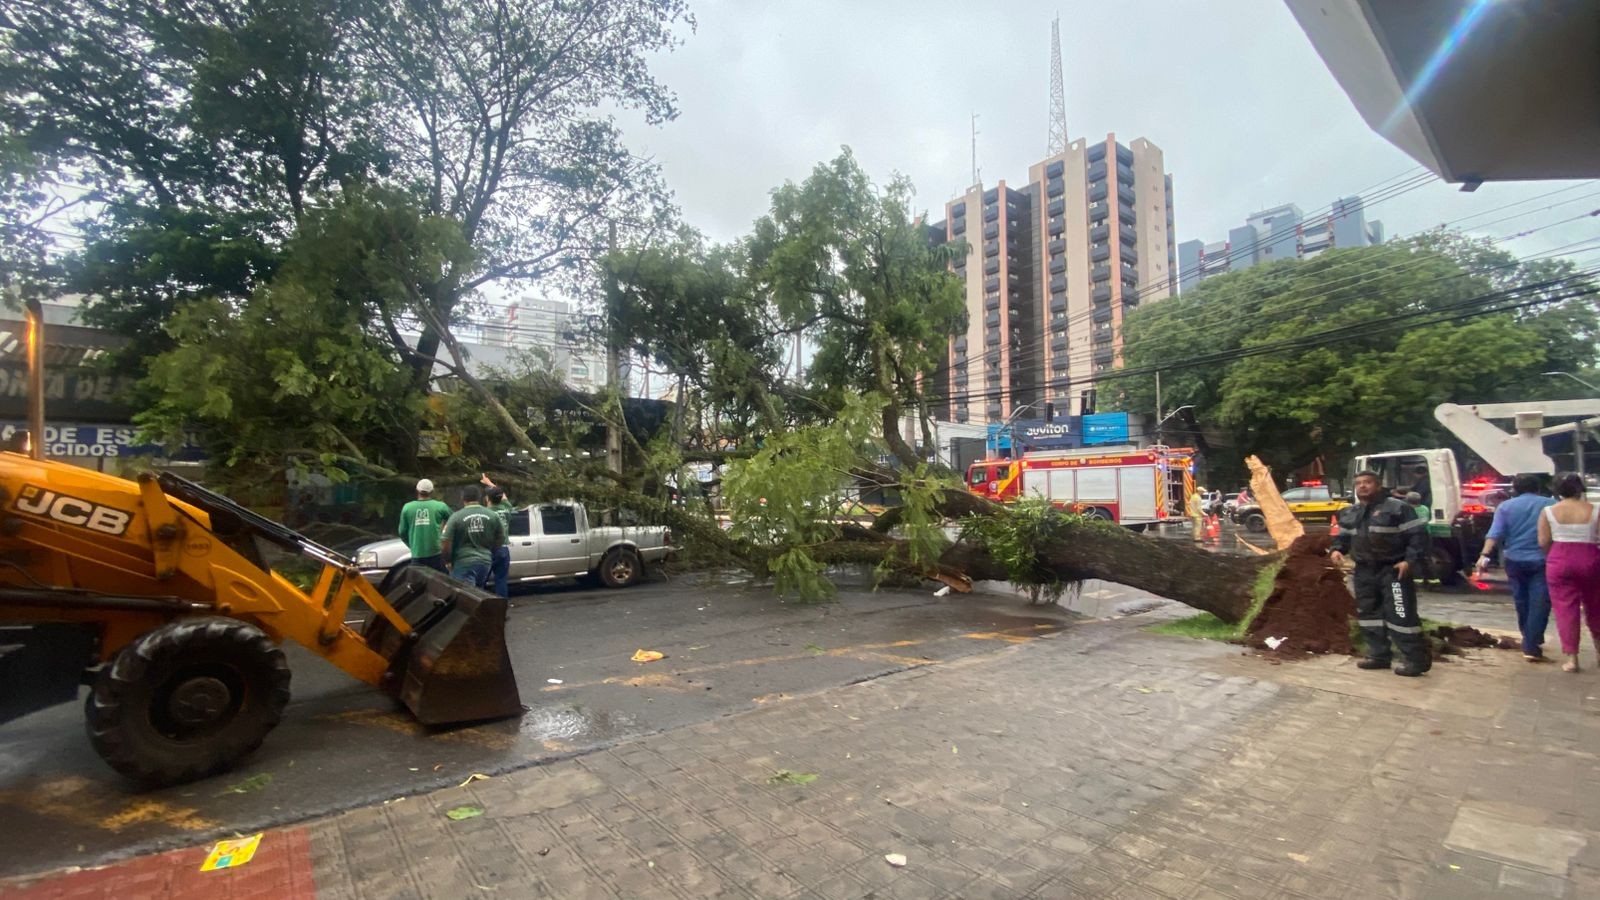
[{"left": 1537, "top": 473, "right": 1600, "bottom": 672}]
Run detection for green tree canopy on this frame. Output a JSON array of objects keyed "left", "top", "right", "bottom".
[{"left": 1113, "top": 235, "right": 1599, "bottom": 482}]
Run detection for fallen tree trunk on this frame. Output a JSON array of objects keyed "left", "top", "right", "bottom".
[{"left": 499, "top": 471, "right": 1271, "bottom": 624}]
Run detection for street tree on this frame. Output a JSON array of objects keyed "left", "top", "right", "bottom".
[{"left": 1114, "top": 238, "right": 1600, "bottom": 482}]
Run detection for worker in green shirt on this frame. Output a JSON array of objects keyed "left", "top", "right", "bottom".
[
  {"left": 397, "top": 478, "right": 452, "bottom": 572},
  {"left": 441, "top": 485, "right": 507, "bottom": 589},
  {"left": 481, "top": 473, "right": 514, "bottom": 597}
]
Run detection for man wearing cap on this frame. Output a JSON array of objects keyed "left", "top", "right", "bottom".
[
  {"left": 1331, "top": 469, "right": 1432, "bottom": 676},
  {"left": 398, "top": 479, "right": 452, "bottom": 573},
  {"left": 480, "top": 474, "right": 514, "bottom": 597},
  {"left": 441, "top": 485, "right": 506, "bottom": 589}
]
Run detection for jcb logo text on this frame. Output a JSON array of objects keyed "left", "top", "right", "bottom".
[{"left": 13, "top": 485, "right": 132, "bottom": 536}]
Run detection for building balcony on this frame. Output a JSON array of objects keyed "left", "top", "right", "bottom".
[
  {"left": 985, "top": 333, "right": 1000, "bottom": 350},
  {"left": 1049, "top": 258, "right": 1066, "bottom": 274},
  {"left": 1093, "top": 284, "right": 1112, "bottom": 303},
  {"left": 1048, "top": 217, "right": 1064, "bottom": 236},
  {"left": 1116, "top": 163, "right": 1134, "bottom": 185},
  {"left": 952, "top": 220, "right": 966, "bottom": 235},
  {"left": 1092, "top": 303, "right": 1113, "bottom": 323},
  {"left": 984, "top": 294, "right": 1000, "bottom": 311},
  {"left": 1115, "top": 143, "right": 1133, "bottom": 166},
  {"left": 1118, "top": 204, "right": 1136, "bottom": 225},
  {"left": 1089, "top": 223, "right": 1110, "bottom": 243},
  {"left": 1120, "top": 268, "right": 1139, "bottom": 287},
  {"left": 951, "top": 201, "right": 967, "bottom": 216},
  {"left": 983, "top": 205, "right": 999, "bottom": 222},
  {"left": 1092, "top": 263, "right": 1111, "bottom": 282},
  {"left": 983, "top": 187, "right": 998, "bottom": 203},
  {"left": 1050, "top": 336, "right": 1068, "bottom": 353},
  {"left": 1090, "top": 244, "right": 1110, "bottom": 262},
  {"left": 1048, "top": 238, "right": 1066, "bottom": 256},
  {"left": 984, "top": 277, "right": 1000, "bottom": 292},
  {"left": 1046, "top": 178, "right": 1064, "bottom": 198},
  {"left": 983, "top": 259, "right": 999, "bottom": 275},
  {"left": 955, "top": 410, "right": 969, "bottom": 423},
  {"left": 1117, "top": 184, "right": 1136, "bottom": 206},
  {"left": 1047, "top": 198, "right": 1065, "bottom": 218},
  {"left": 954, "top": 336, "right": 967, "bottom": 352},
  {"left": 984, "top": 311, "right": 1000, "bottom": 328},
  {"left": 983, "top": 223, "right": 999, "bottom": 240},
  {"left": 1050, "top": 297, "right": 1067, "bottom": 314},
  {"left": 1046, "top": 159, "right": 1065, "bottom": 178},
  {"left": 1093, "top": 345, "right": 1115, "bottom": 365},
  {"left": 1122, "top": 247, "right": 1138, "bottom": 265},
  {"left": 1052, "top": 356, "right": 1069, "bottom": 371},
  {"left": 1087, "top": 142, "right": 1107, "bottom": 162},
  {"left": 1087, "top": 160, "right": 1107, "bottom": 181},
  {"left": 1088, "top": 183, "right": 1108, "bottom": 203},
  {"left": 984, "top": 240, "right": 999, "bottom": 257},
  {"left": 1119, "top": 223, "right": 1137, "bottom": 245},
  {"left": 1049, "top": 275, "right": 1067, "bottom": 293}
]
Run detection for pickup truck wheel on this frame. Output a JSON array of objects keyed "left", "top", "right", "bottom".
[
  {"left": 86, "top": 617, "right": 290, "bottom": 786},
  {"left": 1244, "top": 512, "right": 1267, "bottom": 533},
  {"left": 599, "top": 548, "right": 642, "bottom": 588}
]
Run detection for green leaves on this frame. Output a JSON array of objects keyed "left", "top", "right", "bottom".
[
  {"left": 959, "top": 499, "right": 1090, "bottom": 605},
  {"left": 1116, "top": 238, "right": 1598, "bottom": 480}
]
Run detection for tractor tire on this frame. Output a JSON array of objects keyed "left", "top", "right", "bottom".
[
  {"left": 598, "top": 548, "right": 642, "bottom": 588},
  {"left": 86, "top": 617, "right": 290, "bottom": 786},
  {"left": 1244, "top": 512, "right": 1267, "bottom": 533}
]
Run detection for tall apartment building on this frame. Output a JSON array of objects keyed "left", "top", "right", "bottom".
[
  {"left": 933, "top": 134, "right": 1177, "bottom": 424},
  {"left": 1177, "top": 195, "right": 1384, "bottom": 293}
]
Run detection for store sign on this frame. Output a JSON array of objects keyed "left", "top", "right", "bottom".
[
  {"left": 0, "top": 422, "right": 202, "bottom": 460},
  {"left": 1016, "top": 418, "right": 1082, "bottom": 450},
  {"left": 1083, "top": 412, "right": 1130, "bottom": 445}
]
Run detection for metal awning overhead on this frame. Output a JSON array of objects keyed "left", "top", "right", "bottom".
[{"left": 1285, "top": 0, "right": 1600, "bottom": 184}]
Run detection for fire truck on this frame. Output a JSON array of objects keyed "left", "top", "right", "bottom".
[{"left": 965, "top": 446, "right": 1197, "bottom": 529}]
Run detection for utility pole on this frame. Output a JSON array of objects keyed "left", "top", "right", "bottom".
[{"left": 605, "top": 221, "right": 623, "bottom": 477}]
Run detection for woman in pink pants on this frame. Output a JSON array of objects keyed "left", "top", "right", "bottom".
[{"left": 1538, "top": 473, "right": 1600, "bottom": 673}]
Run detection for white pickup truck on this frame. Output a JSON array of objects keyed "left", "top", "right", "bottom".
[{"left": 354, "top": 501, "right": 673, "bottom": 589}]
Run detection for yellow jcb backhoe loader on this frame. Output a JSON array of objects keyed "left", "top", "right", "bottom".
[{"left": 0, "top": 301, "right": 522, "bottom": 785}]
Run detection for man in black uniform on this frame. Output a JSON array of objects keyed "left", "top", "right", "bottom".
[{"left": 1331, "top": 469, "right": 1432, "bottom": 676}]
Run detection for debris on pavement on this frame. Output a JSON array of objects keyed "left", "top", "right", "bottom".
[
  {"left": 546, "top": 678, "right": 564, "bottom": 684},
  {"left": 631, "top": 649, "right": 666, "bottom": 663},
  {"left": 1264, "top": 636, "right": 1286, "bottom": 650},
  {"left": 767, "top": 770, "right": 819, "bottom": 786},
  {"left": 218, "top": 773, "right": 272, "bottom": 795},
  {"left": 933, "top": 585, "right": 951, "bottom": 597},
  {"left": 459, "top": 773, "right": 490, "bottom": 787},
  {"left": 445, "top": 806, "right": 484, "bottom": 821},
  {"left": 884, "top": 853, "right": 908, "bottom": 868},
  {"left": 200, "top": 834, "right": 263, "bottom": 872}
]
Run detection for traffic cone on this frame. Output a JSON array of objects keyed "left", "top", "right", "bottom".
[
  {"left": 1206, "top": 516, "right": 1221, "bottom": 540},
  {"left": 1329, "top": 515, "right": 1340, "bottom": 537}
]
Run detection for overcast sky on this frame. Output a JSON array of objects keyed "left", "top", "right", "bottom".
[{"left": 618, "top": 0, "right": 1597, "bottom": 263}]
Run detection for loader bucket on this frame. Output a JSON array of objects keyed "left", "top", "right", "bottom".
[{"left": 363, "top": 566, "right": 523, "bottom": 725}]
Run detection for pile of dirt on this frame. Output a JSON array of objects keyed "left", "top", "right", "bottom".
[
  {"left": 1245, "top": 533, "right": 1355, "bottom": 656},
  {"left": 1430, "top": 624, "right": 1518, "bottom": 655}
]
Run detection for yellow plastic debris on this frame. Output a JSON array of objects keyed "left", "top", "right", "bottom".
[
  {"left": 631, "top": 649, "right": 665, "bottom": 663},
  {"left": 200, "top": 833, "right": 263, "bottom": 872}
]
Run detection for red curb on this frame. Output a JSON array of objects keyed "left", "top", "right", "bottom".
[{"left": 0, "top": 828, "right": 316, "bottom": 900}]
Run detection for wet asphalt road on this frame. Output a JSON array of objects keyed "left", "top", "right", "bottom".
[{"left": 0, "top": 572, "right": 1084, "bottom": 878}]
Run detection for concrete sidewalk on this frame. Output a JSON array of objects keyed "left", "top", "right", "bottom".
[{"left": 5, "top": 608, "right": 1597, "bottom": 899}]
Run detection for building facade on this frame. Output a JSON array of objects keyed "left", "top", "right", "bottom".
[
  {"left": 934, "top": 134, "right": 1177, "bottom": 424},
  {"left": 469, "top": 299, "right": 607, "bottom": 391},
  {"left": 1177, "top": 195, "right": 1384, "bottom": 294}
]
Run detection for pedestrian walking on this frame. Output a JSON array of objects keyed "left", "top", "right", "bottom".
[
  {"left": 1538, "top": 473, "right": 1600, "bottom": 673},
  {"left": 441, "top": 485, "right": 507, "bottom": 590},
  {"left": 1475, "top": 473, "right": 1556, "bottom": 661},
  {"left": 481, "top": 473, "right": 514, "bottom": 598},
  {"left": 398, "top": 479, "right": 452, "bottom": 573},
  {"left": 1331, "top": 470, "right": 1432, "bottom": 676}
]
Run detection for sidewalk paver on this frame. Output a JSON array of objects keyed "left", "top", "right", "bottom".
[{"left": 4, "top": 607, "right": 1596, "bottom": 899}]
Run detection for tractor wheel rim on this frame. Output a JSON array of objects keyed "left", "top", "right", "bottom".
[{"left": 167, "top": 676, "right": 233, "bottom": 728}]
